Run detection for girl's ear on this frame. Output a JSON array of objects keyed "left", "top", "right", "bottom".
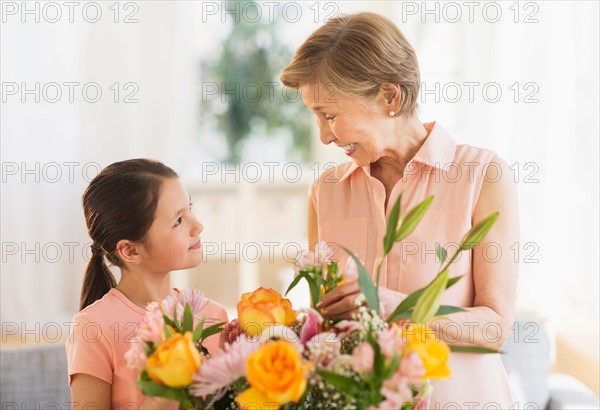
[{"left": 116, "top": 239, "right": 142, "bottom": 264}]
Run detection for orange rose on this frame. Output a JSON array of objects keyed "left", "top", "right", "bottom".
[
  {"left": 237, "top": 287, "right": 297, "bottom": 337},
  {"left": 236, "top": 341, "right": 309, "bottom": 409},
  {"left": 146, "top": 331, "right": 201, "bottom": 387},
  {"left": 403, "top": 323, "right": 451, "bottom": 379}
]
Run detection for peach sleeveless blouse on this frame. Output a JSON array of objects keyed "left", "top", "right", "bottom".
[{"left": 311, "top": 122, "right": 515, "bottom": 408}]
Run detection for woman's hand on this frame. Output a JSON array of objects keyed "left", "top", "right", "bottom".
[
  {"left": 317, "top": 280, "right": 407, "bottom": 320},
  {"left": 223, "top": 318, "right": 243, "bottom": 344}
]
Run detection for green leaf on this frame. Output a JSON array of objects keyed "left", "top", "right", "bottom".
[
  {"left": 172, "top": 305, "right": 180, "bottom": 330},
  {"left": 343, "top": 247, "right": 379, "bottom": 313},
  {"left": 450, "top": 345, "right": 501, "bottom": 354},
  {"left": 385, "top": 276, "right": 464, "bottom": 323},
  {"left": 382, "top": 353, "right": 401, "bottom": 379},
  {"left": 395, "top": 195, "right": 434, "bottom": 242},
  {"left": 285, "top": 271, "right": 305, "bottom": 296},
  {"left": 366, "top": 327, "right": 383, "bottom": 378},
  {"left": 192, "top": 318, "right": 205, "bottom": 343},
  {"left": 435, "top": 305, "right": 467, "bottom": 316},
  {"left": 384, "top": 194, "right": 402, "bottom": 254},
  {"left": 306, "top": 274, "right": 323, "bottom": 308},
  {"left": 317, "top": 371, "right": 364, "bottom": 396},
  {"left": 386, "top": 304, "right": 466, "bottom": 321},
  {"left": 459, "top": 212, "right": 499, "bottom": 250},
  {"left": 436, "top": 244, "right": 447, "bottom": 265},
  {"left": 163, "top": 315, "right": 177, "bottom": 330},
  {"left": 200, "top": 322, "right": 226, "bottom": 341},
  {"left": 411, "top": 269, "right": 449, "bottom": 323},
  {"left": 163, "top": 323, "right": 172, "bottom": 338},
  {"left": 136, "top": 380, "right": 189, "bottom": 401},
  {"left": 183, "top": 304, "right": 194, "bottom": 333}
]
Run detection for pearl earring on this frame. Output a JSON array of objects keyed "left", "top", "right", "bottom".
[{"left": 389, "top": 111, "right": 395, "bottom": 117}]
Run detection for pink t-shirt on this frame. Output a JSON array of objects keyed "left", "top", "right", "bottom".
[
  {"left": 311, "top": 122, "right": 515, "bottom": 407},
  {"left": 65, "top": 288, "right": 228, "bottom": 408}
]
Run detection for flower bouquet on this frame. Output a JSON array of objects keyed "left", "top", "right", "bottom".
[{"left": 128, "top": 194, "right": 499, "bottom": 409}]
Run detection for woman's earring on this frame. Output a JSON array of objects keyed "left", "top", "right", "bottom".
[{"left": 389, "top": 111, "right": 395, "bottom": 117}]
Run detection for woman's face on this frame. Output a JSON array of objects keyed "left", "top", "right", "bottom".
[{"left": 300, "top": 84, "right": 393, "bottom": 167}]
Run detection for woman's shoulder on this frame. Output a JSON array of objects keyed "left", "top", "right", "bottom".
[{"left": 313, "top": 161, "right": 357, "bottom": 186}]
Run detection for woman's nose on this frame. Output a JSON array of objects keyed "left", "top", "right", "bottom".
[{"left": 318, "top": 123, "right": 336, "bottom": 145}]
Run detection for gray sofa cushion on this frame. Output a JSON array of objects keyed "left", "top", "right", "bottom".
[
  {"left": 0, "top": 343, "right": 70, "bottom": 409},
  {"left": 501, "top": 320, "right": 551, "bottom": 408}
]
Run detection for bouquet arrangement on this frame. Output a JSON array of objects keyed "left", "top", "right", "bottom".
[{"left": 128, "top": 195, "right": 499, "bottom": 409}]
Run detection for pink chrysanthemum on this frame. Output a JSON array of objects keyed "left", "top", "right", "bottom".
[{"left": 190, "top": 336, "right": 261, "bottom": 398}]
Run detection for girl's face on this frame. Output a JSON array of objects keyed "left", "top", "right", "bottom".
[
  {"left": 300, "top": 84, "right": 394, "bottom": 167},
  {"left": 139, "top": 177, "right": 204, "bottom": 274}
]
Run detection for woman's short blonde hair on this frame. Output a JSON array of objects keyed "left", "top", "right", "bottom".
[{"left": 280, "top": 12, "right": 420, "bottom": 117}]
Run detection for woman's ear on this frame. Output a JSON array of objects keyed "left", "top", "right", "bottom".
[
  {"left": 379, "top": 83, "right": 402, "bottom": 114},
  {"left": 116, "top": 239, "right": 142, "bottom": 264}
]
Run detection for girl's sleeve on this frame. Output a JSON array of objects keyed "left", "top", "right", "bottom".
[{"left": 65, "top": 314, "right": 114, "bottom": 385}]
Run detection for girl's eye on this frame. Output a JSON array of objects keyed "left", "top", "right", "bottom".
[{"left": 174, "top": 217, "right": 182, "bottom": 227}]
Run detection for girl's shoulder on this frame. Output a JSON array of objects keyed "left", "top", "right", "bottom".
[
  {"left": 199, "top": 297, "right": 229, "bottom": 322},
  {"left": 72, "top": 289, "right": 144, "bottom": 330}
]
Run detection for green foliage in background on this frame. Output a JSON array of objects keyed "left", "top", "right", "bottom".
[{"left": 201, "top": 0, "right": 314, "bottom": 162}]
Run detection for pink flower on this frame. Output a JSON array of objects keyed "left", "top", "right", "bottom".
[
  {"left": 299, "top": 308, "right": 324, "bottom": 346},
  {"left": 294, "top": 242, "right": 336, "bottom": 272},
  {"left": 306, "top": 331, "right": 341, "bottom": 368},
  {"left": 334, "top": 320, "right": 361, "bottom": 339},
  {"left": 137, "top": 302, "right": 164, "bottom": 345},
  {"left": 379, "top": 372, "right": 413, "bottom": 408},
  {"left": 399, "top": 351, "right": 425, "bottom": 382},
  {"left": 191, "top": 336, "right": 261, "bottom": 398},
  {"left": 349, "top": 343, "right": 374, "bottom": 373},
  {"left": 125, "top": 342, "right": 147, "bottom": 369},
  {"left": 377, "top": 325, "right": 405, "bottom": 359},
  {"left": 160, "top": 289, "right": 207, "bottom": 327}
]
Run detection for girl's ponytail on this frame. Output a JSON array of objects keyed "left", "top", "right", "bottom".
[{"left": 79, "top": 247, "right": 117, "bottom": 310}]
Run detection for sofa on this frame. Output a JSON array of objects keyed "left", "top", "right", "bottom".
[{"left": 1, "top": 320, "right": 598, "bottom": 409}]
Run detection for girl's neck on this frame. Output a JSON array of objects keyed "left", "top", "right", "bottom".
[{"left": 116, "top": 268, "right": 172, "bottom": 309}]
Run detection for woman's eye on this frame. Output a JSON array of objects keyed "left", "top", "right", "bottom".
[{"left": 325, "top": 115, "right": 335, "bottom": 121}]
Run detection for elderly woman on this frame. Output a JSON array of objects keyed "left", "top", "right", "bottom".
[{"left": 280, "top": 12, "right": 519, "bottom": 407}]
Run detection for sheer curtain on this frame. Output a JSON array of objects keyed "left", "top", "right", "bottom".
[{"left": 1, "top": 1, "right": 598, "bottom": 333}]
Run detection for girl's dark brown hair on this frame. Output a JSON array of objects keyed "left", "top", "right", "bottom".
[{"left": 80, "top": 159, "right": 177, "bottom": 310}]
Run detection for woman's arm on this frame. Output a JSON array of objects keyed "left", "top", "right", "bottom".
[{"left": 433, "top": 156, "right": 520, "bottom": 350}]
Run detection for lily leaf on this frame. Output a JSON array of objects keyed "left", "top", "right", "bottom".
[
  {"left": 459, "top": 212, "right": 499, "bottom": 250},
  {"left": 182, "top": 304, "right": 193, "bottom": 333},
  {"left": 384, "top": 194, "right": 402, "bottom": 254},
  {"left": 192, "top": 318, "right": 205, "bottom": 343},
  {"left": 411, "top": 269, "right": 449, "bottom": 323},
  {"left": 395, "top": 195, "right": 434, "bottom": 242},
  {"left": 450, "top": 345, "right": 501, "bottom": 354},
  {"left": 386, "top": 276, "right": 463, "bottom": 323},
  {"left": 436, "top": 244, "right": 447, "bottom": 265},
  {"left": 318, "top": 371, "right": 364, "bottom": 396},
  {"left": 136, "top": 380, "right": 189, "bottom": 400},
  {"left": 386, "top": 304, "right": 466, "bottom": 321},
  {"left": 285, "top": 271, "right": 305, "bottom": 296},
  {"left": 344, "top": 247, "right": 379, "bottom": 313}
]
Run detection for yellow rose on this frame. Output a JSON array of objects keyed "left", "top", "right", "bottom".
[
  {"left": 238, "top": 288, "right": 297, "bottom": 337},
  {"left": 146, "top": 331, "right": 201, "bottom": 388},
  {"left": 236, "top": 341, "right": 309, "bottom": 409},
  {"left": 403, "top": 323, "right": 451, "bottom": 379}
]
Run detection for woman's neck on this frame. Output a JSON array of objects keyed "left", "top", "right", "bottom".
[
  {"left": 371, "top": 116, "right": 430, "bottom": 188},
  {"left": 116, "top": 268, "right": 172, "bottom": 309}
]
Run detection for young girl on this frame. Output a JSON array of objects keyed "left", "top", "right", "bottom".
[{"left": 66, "top": 159, "right": 228, "bottom": 410}]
